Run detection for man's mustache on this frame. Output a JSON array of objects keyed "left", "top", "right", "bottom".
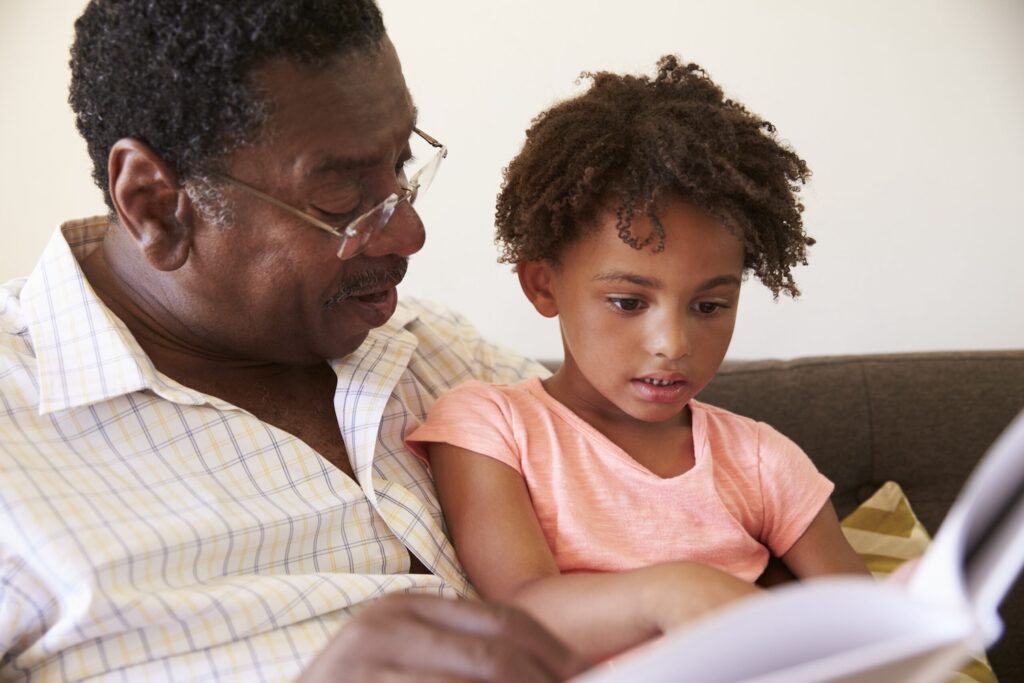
[{"left": 322, "top": 258, "right": 409, "bottom": 309}]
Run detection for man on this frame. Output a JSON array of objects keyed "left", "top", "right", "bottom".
[{"left": 0, "top": 1, "right": 584, "bottom": 680}]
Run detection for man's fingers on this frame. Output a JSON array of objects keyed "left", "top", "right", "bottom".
[
  {"left": 394, "top": 594, "right": 587, "bottom": 679},
  {"left": 348, "top": 594, "right": 581, "bottom": 681},
  {"left": 342, "top": 665, "right": 478, "bottom": 683},
  {"left": 401, "top": 593, "right": 585, "bottom": 671},
  {"left": 300, "top": 594, "right": 588, "bottom": 682}
]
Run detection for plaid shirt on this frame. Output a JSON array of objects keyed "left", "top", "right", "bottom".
[{"left": 0, "top": 217, "right": 545, "bottom": 682}]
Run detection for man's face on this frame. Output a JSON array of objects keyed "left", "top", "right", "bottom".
[{"left": 183, "top": 39, "right": 424, "bottom": 364}]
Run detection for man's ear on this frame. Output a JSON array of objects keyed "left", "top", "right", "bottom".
[
  {"left": 108, "top": 138, "right": 194, "bottom": 271},
  {"left": 517, "top": 260, "right": 560, "bottom": 318}
]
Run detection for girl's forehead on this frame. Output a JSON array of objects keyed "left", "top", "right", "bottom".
[{"left": 560, "top": 200, "right": 744, "bottom": 280}]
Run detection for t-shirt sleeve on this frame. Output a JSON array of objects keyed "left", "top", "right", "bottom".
[
  {"left": 406, "top": 381, "right": 523, "bottom": 474},
  {"left": 757, "top": 422, "right": 835, "bottom": 557}
]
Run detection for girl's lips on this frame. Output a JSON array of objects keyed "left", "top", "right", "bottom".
[
  {"left": 630, "top": 377, "right": 690, "bottom": 403},
  {"left": 344, "top": 285, "right": 398, "bottom": 328}
]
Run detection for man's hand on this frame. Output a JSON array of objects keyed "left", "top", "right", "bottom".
[{"left": 298, "top": 593, "right": 589, "bottom": 682}]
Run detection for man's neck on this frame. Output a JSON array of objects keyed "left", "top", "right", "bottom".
[{"left": 79, "top": 239, "right": 328, "bottom": 398}]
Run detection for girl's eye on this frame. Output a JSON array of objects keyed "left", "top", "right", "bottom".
[
  {"left": 694, "top": 301, "right": 728, "bottom": 315},
  {"left": 609, "top": 297, "right": 645, "bottom": 312}
]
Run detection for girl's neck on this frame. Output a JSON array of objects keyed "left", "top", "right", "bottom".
[{"left": 541, "top": 371, "right": 696, "bottom": 479}]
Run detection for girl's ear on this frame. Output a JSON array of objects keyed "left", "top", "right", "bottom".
[{"left": 517, "top": 260, "right": 559, "bottom": 318}]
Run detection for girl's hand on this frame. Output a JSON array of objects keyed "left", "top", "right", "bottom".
[{"left": 638, "top": 561, "right": 762, "bottom": 634}]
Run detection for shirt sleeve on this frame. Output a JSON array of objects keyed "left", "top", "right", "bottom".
[
  {"left": 756, "top": 422, "right": 835, "bottom": 557},
  {"left": 406, "top": 381, "right": 523, "bottom": 474}
]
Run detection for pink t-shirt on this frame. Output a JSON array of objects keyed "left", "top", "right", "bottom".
[{"left": 407, "top": 377, "right": 833, "bottom": 582}]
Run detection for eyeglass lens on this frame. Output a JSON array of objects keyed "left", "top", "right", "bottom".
[{"left": 335, "top": 143, "right": 444, "bottom": 259}]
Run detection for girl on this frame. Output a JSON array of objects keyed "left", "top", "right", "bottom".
[{"left": 408, "top": 55, "right": 868, "bottom": 664}]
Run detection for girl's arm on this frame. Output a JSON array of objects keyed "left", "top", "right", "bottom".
[
  {"left": 779, "top": 501, "right": 871, "bottom": 578},
  {"left": 429, "top": 441, "right": 758, "bottom": 663}
]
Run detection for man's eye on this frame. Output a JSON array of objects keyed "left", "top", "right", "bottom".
[
  {"left": 609, "top": 297, "right": 645, "bottom": 312},
  {"left": 310, "top": 190, "right": 363, "bottom": 222},
  {"left": 312, "top": 204, "right": 361, "bottom": 224},
  {"left": 397, "top": 155, "right": 416, "bottom": 175}
]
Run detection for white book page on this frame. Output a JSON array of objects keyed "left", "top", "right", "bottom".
[
  {"left": 571, "top": 578, "right": 972, "bottom": 683},
  {"left": 908, "top": 409, "right": 1024, "bottom": 642}
]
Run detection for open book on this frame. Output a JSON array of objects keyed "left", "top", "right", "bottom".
[{"left": 573, "top": 409, "right": 1024, "bottom": 683}]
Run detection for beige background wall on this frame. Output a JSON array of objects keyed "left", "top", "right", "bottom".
[{"left": 2, "top": 1, "right": 1022, "bottom": 360}]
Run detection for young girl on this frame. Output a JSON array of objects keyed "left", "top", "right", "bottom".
[{"left": 408, "top": 55, "right": 868, "bottom": 663}]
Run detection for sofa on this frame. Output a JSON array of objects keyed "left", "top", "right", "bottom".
[{"left": 696, "top": 350, "right": 1024, "bottom": 680}]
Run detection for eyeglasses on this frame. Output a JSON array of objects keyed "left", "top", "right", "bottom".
[{"left": 210, "top": 127, "right": 446, "bottom": 259}]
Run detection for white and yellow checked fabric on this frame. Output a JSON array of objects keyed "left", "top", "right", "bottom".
[{"left": 0, "top": 218, "right": 546, "bottom": 682}]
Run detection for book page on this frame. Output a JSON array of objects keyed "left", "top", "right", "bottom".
[
  {"left": 571, "top": 578, "right": 973, "bottom": 683},
  {"left": 909, "top": 409, "right": 1024, "bottom": 642},
  {"left": 572, "top": 409, "right": 1024, "bottom": 683}
]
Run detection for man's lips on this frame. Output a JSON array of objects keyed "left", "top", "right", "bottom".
[
  {"left": 344, "top": 285, "right": 398, "bottom": 329},
  {"left": 322, "top": 258, "right": 408, "bottom": 310}
]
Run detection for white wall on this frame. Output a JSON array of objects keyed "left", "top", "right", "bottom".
[{"left": 3, "top": 0, "right": 1022, "bottom": 360}]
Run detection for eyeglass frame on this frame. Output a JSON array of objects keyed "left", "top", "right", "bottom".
[{"left": 208, "top": 127, "right": 446, "bottom": 260}]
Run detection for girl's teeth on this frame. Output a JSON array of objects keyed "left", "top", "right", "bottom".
[{"left": 643, "top": 378, "right": 674, "bottom": 386}]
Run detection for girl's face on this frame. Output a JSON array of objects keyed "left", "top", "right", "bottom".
[{"left": 520, "top": 197, "right": 745, "bottom": 427}]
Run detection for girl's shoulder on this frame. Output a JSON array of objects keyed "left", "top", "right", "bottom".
[
  {"left": 690, "top": 399, "right": 795, "bottom": 451},
  {"left": 435, "top": 376, "right": 547, "bottom": 415}
]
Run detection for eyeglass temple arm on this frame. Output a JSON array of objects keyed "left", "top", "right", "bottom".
[
  {"left": 207, "top": 172, "right": 344, "bottom": 237},
  {"left": 413, "top": 127, "right": 446, "bottom": 154}
]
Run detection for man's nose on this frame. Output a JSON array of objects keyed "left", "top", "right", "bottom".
[{"left": 363, "top": 200, "right": 426, "bottom": 258}]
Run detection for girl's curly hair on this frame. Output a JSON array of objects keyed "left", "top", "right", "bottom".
[{"left": 495, "top": 55, "right": 814, "bottom": 297}]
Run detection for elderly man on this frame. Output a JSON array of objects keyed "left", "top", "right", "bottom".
[{"left": 0, "top": 1, "right": 585, "bottom": 680}]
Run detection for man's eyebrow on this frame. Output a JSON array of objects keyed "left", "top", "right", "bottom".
[
  {"left": 304, "top": 155, "right": 380, "bottom": 179},
  {"left": 303, "top": 106, "right": 419, "bottom": 180}
]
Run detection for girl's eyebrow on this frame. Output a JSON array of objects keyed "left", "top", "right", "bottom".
[
  {"left": 592, "top": 271, "right": 741, "bottom": 291},
  {"left": 696, "top": 275, "right": 742, "bottom": 291},
  {"left": 592, "top": 271, "right": 658, "bottom": 288}
]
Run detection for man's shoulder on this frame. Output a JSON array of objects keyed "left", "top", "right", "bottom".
[
  {"left": 395, "top": 297, "right": 472, "bottom": 331},
  {"left": 393, "top": 296, "right": 490, "bottom": 352},
  {"left": 394, "top": 297, "right": 548, "bottom": 386},
  {"left": 0, "top": 276, "right": 34, "bottom": 360}
]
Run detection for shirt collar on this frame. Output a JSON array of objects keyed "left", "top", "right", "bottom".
[{"left": 21, "top": 218, "right": 217, "bottom": 414}]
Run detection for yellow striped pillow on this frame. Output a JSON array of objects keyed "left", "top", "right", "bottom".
[{"left": 839, "top": 481, "right": 998, "bottom": 683}]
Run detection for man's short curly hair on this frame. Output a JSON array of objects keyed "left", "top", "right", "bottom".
[
  {"left": 69, "top": 0, "right": 386, "bottom": 212},
  {"left": 495, "top": 55, "right": 814, "bottom": 297}
]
